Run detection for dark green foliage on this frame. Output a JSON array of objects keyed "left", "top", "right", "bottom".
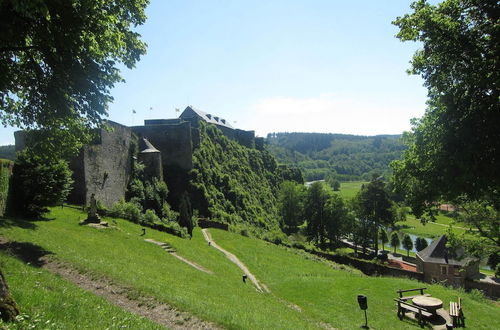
[
  {"left": 379, "top": 228, "right": 388, "bottom": 251},
  {"left": 126, "top": 159, "right": 173, "bottom": 220},
  {"left": 0, "top": 0, "right": 149, "bottom": 157},
  {"left": 0, "top": 159, "right": 12, "bottom": 216},
  {"left": 179, "top": 192, "right": 193, "bottom": 236},
  {"left": 390, "top": 232, "right": 400, "bottom": 254},
  {"left": 351, "top": 218, "right": 375, "bottom": 255},
  {"left": 277, "top": 181, "right": 305, "bottom": 233},
  {"left": 189, "top": 124, "right": 282, "bottom": 232},
  {"left": 277, "top": 165, "right": 304, "bottom": 184},
  {"left": 325, "top": 172, "right": 340, "bottom": 191},
  {"left": 402, "top": 234, "right": 413, "bottom": 257},
  {"left": 392, "top": 0, "right": 500, "bottom": 218},
  {"left": 0, "top": 145, "right": 15, "bottom": 161},
  {"left": 353, "top": 178, "right": 396, "bottom": 252},
  {"left": 324, "top": 194, "right": 352, "bottom": 247},
  {"left": 304, "top": 182, "right": 330, "bottom": 246},
  {"left": 266, "top": 132, "right": 405, "bottom": 181},
  {"left": 415, "top": 237, "right": 429, "bottom": 252},
  {"left": 9, "top": 150, "right": 73, "bottom": 217}
]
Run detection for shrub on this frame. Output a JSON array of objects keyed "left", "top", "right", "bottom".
[
  {"left": 143, "top": 209, "right": 160, "bottom": 225},
  {"left": 9, "top": 150, "right": 73, "bottom": 217}
]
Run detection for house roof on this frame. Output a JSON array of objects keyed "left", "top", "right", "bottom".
[
  {"left": 139, "top": 138, "right": 160, "bottom": 153},
  {"left": 416, "top": 235, "right": 469, "bottom": 266},
  {"left": 180, "top": 106, "right": 233, "bottom": 129}
]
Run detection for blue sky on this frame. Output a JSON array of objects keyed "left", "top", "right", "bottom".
[{"left": 1, "top": 0, "right": 429, "bottom": 145}]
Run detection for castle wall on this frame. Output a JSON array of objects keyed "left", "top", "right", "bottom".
[
  {"left": 131, "top": 121, "right": 193, "bottom": 172},
  {"left": 235, "top": 129, "right": 255, "bottom": 148},
  {"left": 139, "top": 151, "right": 162, "bottom": 181},
  {"left": 81, "top": 122, "right": 132, "bottom": 208}
]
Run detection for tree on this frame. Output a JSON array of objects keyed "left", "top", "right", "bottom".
[
  {"left": 379, "top": 228, "right": 388, "bottom": 251},
  {"left": 277, "top": 181, "right": 305, "bottom": 233},
  {"left": 9, "top": 150, "right": 73, "bottom": 218},
  {"left": 0, "top": 1, "right": 149, "bottom": 320},
  {"left": 458, "top": 200, "right": 500, "bottom": 247},
  {"left": 304, "top": 182, "right": 330, "bottom": 247},
  {"left": 392, "top": 0, "right": 500, "bottom": 218},
  {"left": 179, "top": 192, "right": 193, "bottom": 237},
  {"left": 325, "top": 172, "right": 340, "bottom": 191},
  {"left": 402, "top": 234, "right": 414, "bottom": 257},
  {"left": 353, "top": 177, "right": 396, "bottom": 253},
  {"left": 324, "top": 194, "right": 351, "bottom": 246},
  {"left": 390, "top": 232, "right": 401, "bottom": 254},
  {"left": 415, "top": 237, "right": 429, "bottom": 252},
  {"left": 0, "top": 0, "right": 149, "bottom": 157}
]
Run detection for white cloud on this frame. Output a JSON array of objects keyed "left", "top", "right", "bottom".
[{"left": 238, "top": 93, "right": 425, "bottom": 137}]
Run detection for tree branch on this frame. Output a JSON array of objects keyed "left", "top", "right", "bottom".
[{"left": 0, "top": 46, "right": 39, "bottom": 53}]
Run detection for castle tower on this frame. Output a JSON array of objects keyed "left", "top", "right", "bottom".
[{"left": 138, "top": 138, "right": 162, "bottom": 181}]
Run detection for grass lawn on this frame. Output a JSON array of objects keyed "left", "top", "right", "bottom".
[
  {"left": 396, "top": 214, "right": 476, "bottom": 239},
  {"left": 334, "top": 181, "right": 367, "bottom": 199},
  {"left": 0, "top": 253, "right": 161, "bottom": 329},
  {"left": 1, "top": 207, "right": 498, "bottom": 329},
  {"left": 210, "top": 229, "right": 499, "bottom": 329}
]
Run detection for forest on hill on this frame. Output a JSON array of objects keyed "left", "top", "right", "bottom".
[
  {"left": 0, "top": 145, "right": 15, "bottom": 161},
  {"left": 266, "top": 132, "right": 405, "bottom": 181}
]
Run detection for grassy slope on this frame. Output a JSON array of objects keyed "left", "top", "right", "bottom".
[
  {"left": 334, "top": 181, "right": 367, "bottom": 199},
  {"left": 0, "top": 253, "right": 161, "bottom": 329},
  {"left": 211, "top": 229, "right": 500, "bottom": 329},
  {"left": 1, "top": 207, "right": 498, "bottom": 329}
]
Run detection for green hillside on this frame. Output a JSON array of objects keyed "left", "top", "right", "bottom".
[
  {"left": 189, "top": 124, "right": 283, "bottom": 233},
  {"left": 1, "top": 207, "right": 498, "bottom": 329},
  {"left": 266, "top": 132, "right": 405, "bottom": 181},
  {"left": 0, "top": 145, "right": 15, "bottom": 161}
]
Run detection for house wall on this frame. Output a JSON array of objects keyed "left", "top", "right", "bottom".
[{"left": 421, "top": 262, "right": 472, "bottom": 287}]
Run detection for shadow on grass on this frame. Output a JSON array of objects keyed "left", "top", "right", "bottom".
[
  {"left": 393, "top": 224, "right": 412, "bottom": 230},
  {"left": 0, "top": 240, "right": 52, "bottom": 267},
  {"left": 0, "top": 216, "right": 37, "bottom": 230}
]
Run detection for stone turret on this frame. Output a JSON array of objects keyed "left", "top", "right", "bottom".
[{"left": 138, "top": 138, "right": 162, "bottom": 181}]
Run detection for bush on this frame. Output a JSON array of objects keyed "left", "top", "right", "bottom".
[
  {"left": 9, "top": 151, "right": 73, "bottom": 217},
  {"left": 142, "top": 209, "right": 160, "bottom": 225},
  {"left": 110, "top": 200, "right": 143, "bottom": 223}
]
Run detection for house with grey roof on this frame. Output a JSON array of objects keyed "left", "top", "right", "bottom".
[{"left": 416, "top": 235, "right": 479, "bottom": 287}]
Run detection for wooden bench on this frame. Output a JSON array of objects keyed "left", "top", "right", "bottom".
[
  {"left": 397, "top": 287, "right": 431, "bottom": 301},
  {"left": 395, "top": 298, "right": 433, "bottom": 328},
  {"left": 450, "top": 297, "right": 465, "bottom": 327}
]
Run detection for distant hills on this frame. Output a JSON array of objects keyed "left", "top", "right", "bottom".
[
  {"left": 0, "top": 145, "right": 15, "bottom": 160},
  {"left": 266, "top": 132, "right": 405, "bottom": 181}
]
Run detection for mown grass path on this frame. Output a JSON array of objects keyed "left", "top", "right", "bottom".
[
  {"left": 202, "top": 228, "right": 269, "bottom": 293},
  {"left": 145, "top": 238, "right": 213, "bottom": 274},
  {"left": 0, "top": 236, "right": 220, "bottom": 330}
]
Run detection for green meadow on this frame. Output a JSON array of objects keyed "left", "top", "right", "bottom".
[
  {"left": 334, "top": 181, "right": 367, "bottom": 199},
  {"left": 0, "top": 207, "right": 498, "bottom": 329}
]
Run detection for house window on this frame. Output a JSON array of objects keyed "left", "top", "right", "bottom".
[
  {"left": 441, "top": 265, "right": 448, "bottom": 275},
  {"left": 453, "top": 265, "right": 461, "bottom": 276}
]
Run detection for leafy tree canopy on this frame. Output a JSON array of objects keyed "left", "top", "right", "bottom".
[
  {"left": 0, "top": 0, "right": 149, "bottom": 156},
  {"left": 392, "top": 0, "right": 500, "bottom": 216},
  {"left": 8, "top": 149, "right": 73, "bottom": 217}
]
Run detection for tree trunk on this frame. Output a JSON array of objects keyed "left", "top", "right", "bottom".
[{"left": 0, "top": 267, "right": 19, "bottom": 322}]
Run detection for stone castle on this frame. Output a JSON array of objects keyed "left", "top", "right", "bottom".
[{"left": 15, "top": 106, "right": 263, "bottom": 209}]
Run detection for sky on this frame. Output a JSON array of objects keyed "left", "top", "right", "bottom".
[{"left": 1, "top": 0, "right": 430, "bottom": 145}]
